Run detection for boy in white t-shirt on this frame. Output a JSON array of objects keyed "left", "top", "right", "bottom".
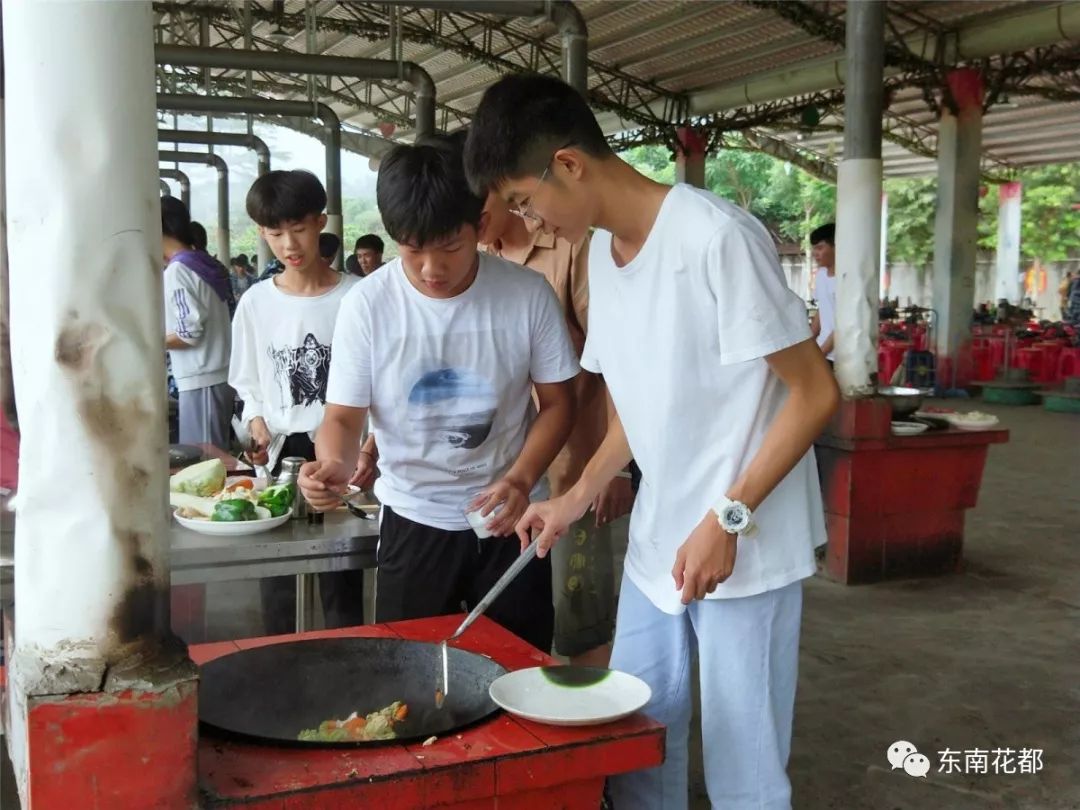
[
  {"left": 810, "top": 222, "right": 837, "bottom": 366},
  {"left": 229, "top": 169, "right": 365, "bottom": 635},
  {"left": 465, "top": 75, "right": 839, "bottom": 809},
  {"left": 299, "top": 136, "right": 578, "bottom": 653}
]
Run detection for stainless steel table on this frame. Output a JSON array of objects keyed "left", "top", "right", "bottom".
[{"left": 2, "top": 510, "right": 380, "bottom": 631}]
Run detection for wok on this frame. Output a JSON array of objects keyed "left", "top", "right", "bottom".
[{"left": 199, "top": 637, "right": 507, "bottom": 747}]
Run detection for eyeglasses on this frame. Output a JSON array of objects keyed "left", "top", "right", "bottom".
[
  {"left": 509, "top": 142, "right": 573, "bottom": 225},
  {"left": 509, "top": 164, "right": 551, "bottom": 225}
]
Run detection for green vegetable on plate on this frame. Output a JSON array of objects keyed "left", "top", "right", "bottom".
[
  {"left": 211, "top": 499, "right": 259, "bottom": 522},
  {"left": 257, "top": 483, "right": 296, "bottom": 518},
  {"left": 169, "top": 458, "right": 227, "bottom": 497}
]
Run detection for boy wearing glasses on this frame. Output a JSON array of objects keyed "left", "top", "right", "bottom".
[
  {"left": 465, "top": 75, "right": 839, "bottom": 809},
  {"left": 298, "top": 136, "right": 578, "bottom": 653}
]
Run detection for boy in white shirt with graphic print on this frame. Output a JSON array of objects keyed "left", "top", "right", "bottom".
[
  {"left": 465, "top": 75, "right": 840, "bottom": 810},
  {"left": 229, "top": 169, "right": 366, "bottom": 635},
  {"left": 299, "top": 136, "right": 578, "bottom": 653}
]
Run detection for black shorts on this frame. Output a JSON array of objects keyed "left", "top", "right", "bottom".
[{"left": 375, "top": 505, "right": 554, "bottom": 654}]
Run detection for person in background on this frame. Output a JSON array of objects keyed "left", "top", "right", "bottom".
[
  {"left": 1065, "top": 272, "right": 1080, "bottom": 327},
  {"left": 477, "top": 187, "right": 633, "bottom": 668},
  {"left": 190, "top": 220, "right": 209, "bottom": 253},
  {"left": 298, "top": 136, "right": 578, "bottom": 653},
  {"left": 809, "top": 223, "right": 836, "bottom": 368},
  {"left": 466, "top": 73, "right": 838, "bottom": 810},
  {"left": 230, "top": 169, "right": 366, "bottom": 634},
  {"left": 319, "top": 232, "right": 341, "bottom": 266},
  {"left": 161, "top": 196, "right": 234, "bottom": 448},
  {"left": 230, "top": 255, "right": 258, "bottom": 299},
  {"left": 258, "top": 257, "right": 284, "bottom": 282},
  {"left": 345, "top": 233, "right": 385, "bottom": 277},
  {"left": 1060, "top": 270, "right": 1078, "bottom": 320}
]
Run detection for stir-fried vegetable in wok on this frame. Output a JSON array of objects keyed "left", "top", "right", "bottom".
[{"left": 297, "top": 701, "right": 409, "bottom": 742}]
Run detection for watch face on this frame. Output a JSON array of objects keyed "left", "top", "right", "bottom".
[{"left": 722, "top": 504, "right": 749, "bottom": 531}]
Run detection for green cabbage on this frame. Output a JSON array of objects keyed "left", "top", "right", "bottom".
[{"left": 169, "top": 458, "right": 227, "bottom": 496}]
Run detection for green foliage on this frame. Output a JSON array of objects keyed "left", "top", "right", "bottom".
[
  {"left": 619, "top": 145, "right": 836, "bottom": 242},
  {"left": 620, "top": 144, "right": 1078, "bottom": 270}
]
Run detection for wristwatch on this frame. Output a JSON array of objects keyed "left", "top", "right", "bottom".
[{"left": 713, "top": 496, "right": 757, "bottom": 537}]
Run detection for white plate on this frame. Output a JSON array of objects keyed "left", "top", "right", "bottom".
[
  {"left": 952, "top": 419, "right": 999, "bottom": 431},
  {"left": 891, "top": 421, "right": 929, "bottom": 436},
  {"left": 489, "top": 667, "right": 651, "bottom": 727},
  {"left": 173, "top": 505, "right": 291, "bottom": 536}
]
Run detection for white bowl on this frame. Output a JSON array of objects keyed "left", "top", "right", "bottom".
[{"left": 891, "top": 421, "right": 929, "bottom": 436}]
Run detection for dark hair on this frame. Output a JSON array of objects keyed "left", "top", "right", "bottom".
[
  {"left": 246, "top": 169, "right": 327, "bottom": 227},
  {"left": 231, "top": 255, "right": 250, "bottom": 268},
  {"left": 376, "top": 136, "right": 484, "bottom": 247},
  {"left": 354, "top": 234, "right": 384, "bottom": 253},
  {"left": 160, "top": 195, "right": 193, "bottom": 245},
  {"left": 464, "top": 73, "right": 612, "bottom": 195},
  {"left": 189, "top": 221, "right": 208, "bottom": 252},
  {"left": 810, "top": 223, "right": 835, "bottom": 246},
  {"left": 318, "top": 232, "right": 341, "bottom": 260}
]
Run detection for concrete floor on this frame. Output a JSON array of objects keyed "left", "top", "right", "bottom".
[{"left": 2, "top": 400, "right": 1077, "bottom": 808}]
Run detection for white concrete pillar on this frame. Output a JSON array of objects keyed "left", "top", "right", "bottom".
[
  {"left": 932, "top": 68, "right": 984, "bottom": 387},
  {"left": 994, "top": 181, "right": 1022, "bottom": 303},
  {"left": 834, "top": 0, "right": 884, "bottom": 396},
  {"left": 5, "top": 0, "right": 172, "bottom": 734},
  {"left": 675, "top": 127, "right": 707, "bottom": 189}
]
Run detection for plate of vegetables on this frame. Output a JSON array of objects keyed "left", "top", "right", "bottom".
[{"left": 169, "top": 459, "right": 294, "bottom": 536}]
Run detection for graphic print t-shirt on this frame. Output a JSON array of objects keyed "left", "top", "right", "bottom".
[
  {"left": 327, "top": 254, "right": 579, "bottom": 530},
  {"left": 229, "top": 273, "right": 360, "bottom": 437}
]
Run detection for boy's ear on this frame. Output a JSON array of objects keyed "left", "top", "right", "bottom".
[
  {"left": 553, "top": 147, "right": 586, "bottom": 182},
  {"left": 317, "top": 213, "right": 328, "bottom": 230}
]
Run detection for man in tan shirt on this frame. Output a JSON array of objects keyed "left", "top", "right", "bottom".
[{"left": 478, "top": 192, "right": 634, "bottom": 667}]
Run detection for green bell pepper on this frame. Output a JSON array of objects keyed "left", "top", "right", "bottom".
[
  {"left": 210, "top": 499, "right": 258, "bottom": 522},
  {"left": 257, "top": 483, "right": 296, "bottom": 518}
]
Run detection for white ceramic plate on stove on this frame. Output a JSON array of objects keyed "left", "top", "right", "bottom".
[{"left": 489, "top": 667, "right": 651, "bottom": 727}]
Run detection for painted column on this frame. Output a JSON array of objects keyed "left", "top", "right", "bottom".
[
  {"left": 4, "top": 1, "right": 196, "bottom": 805},
  {"left": 880, "top": 191, "right": 890, "bottom": 300},
  {"left": 932, "top": 68, "right": 985, "bottom": 388},
  {"left": 994, "top": 181, "right": 1022, "bottom": 303},
  {"left": 674, "top": 127, "right": 707, "bottom": 189},
  {"left": 834, "top": 0, "right": 884, "bottom": 396}
]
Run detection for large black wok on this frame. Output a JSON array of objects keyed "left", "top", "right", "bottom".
[{"left": 199, "top": 637, "right": 507, "bottom": 747}]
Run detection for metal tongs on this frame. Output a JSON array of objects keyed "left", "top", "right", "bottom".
[{"left": 436, "top": 538, "right": 540, "bottom": 708}]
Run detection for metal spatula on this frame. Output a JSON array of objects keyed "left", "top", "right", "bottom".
[{"left": 436, "top": 538, "right": 540, "bottom": 708}]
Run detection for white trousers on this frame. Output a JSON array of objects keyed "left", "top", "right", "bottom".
[{"left": 609, "top": 575, "right": 804, "bottom": 810}]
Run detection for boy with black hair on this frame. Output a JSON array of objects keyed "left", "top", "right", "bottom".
[
  {"left": 809, "top": 222, "right": 837, "bottom": 365},
  {"left": 346, "top": 233, "right": 385, "bottom": 276},
  {"left": 230, "top": 169, "right": 365, "bottom": 634},
  {"left": 466, "top": 74, "right": 839, "bottom": 809},
  {"left": 298, "top": 136, "right": 578, "bottom": 653},
  {"left": 161, "top": 195, "right": 234, "bottom": 448}
]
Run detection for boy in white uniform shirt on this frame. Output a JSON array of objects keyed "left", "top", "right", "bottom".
[
  {"left": 810, "top": 223, "right": 837, "bottom": 366},
  {"left": 299, "top": 136, "right": 577, "bottom": 652},
  {"left": 230, "top": 169, "right": 366, "bottom": 634},
  {"left": 466, "top": 75, "right": 839, "bottom": 809}
]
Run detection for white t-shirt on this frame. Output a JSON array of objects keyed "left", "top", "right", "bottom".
[
  {"left": 229, "top": 273, "right": 360, "bottom": 437},
  {"left": 163, "top": 259, "right": 231, "bottom": 392},
  {"left": 581, "top": 183, "right": 826, "bottom": 615},
  {"left": 814, "top": 267, "right": 836, "bottom": 361},
  {"left": 327, "top": 254, "right": 580, "bottom": 531}
]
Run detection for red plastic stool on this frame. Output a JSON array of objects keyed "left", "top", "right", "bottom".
[
  {"left": 1036, "top": 342, "right": 1064, "bottom": 384},
  {"left": 1015, "top": 347, "right": 1054, "bottom": 383},
  {"left": 970, "top": 345, "right": 994, "bottom": 382},
  {"left": 878, "top": 340, "right": 912, "bottom": 383},
  {"left": 1059, "top": 348, "right": 1080, "bottom": 380}
]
